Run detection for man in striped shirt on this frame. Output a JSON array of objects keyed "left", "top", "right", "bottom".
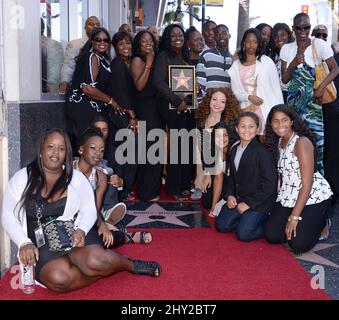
[{"left": 197, "top": 24, "right": 233, "bottom": 97}]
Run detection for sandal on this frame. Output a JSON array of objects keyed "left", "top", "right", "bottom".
[
  {"left": 126, "top": 231, "right": 152, "bottom": 244},
  {"left": 131, "top": 259, "right": 161, "bottom": 277}
]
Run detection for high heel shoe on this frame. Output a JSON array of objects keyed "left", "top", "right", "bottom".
[
  {"left": 319, "top": 218, "right": 331, "bottom": 241},
  {"left": 131, "top": 259, "right": 161, "bottom": 277}
]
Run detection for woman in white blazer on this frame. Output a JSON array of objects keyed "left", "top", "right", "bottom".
[
  {"left": 229, "top": 28, "right": 283, "bottom": 137},
  {"left": 1, "top": 129, "right": 160, "bottom": 292}
]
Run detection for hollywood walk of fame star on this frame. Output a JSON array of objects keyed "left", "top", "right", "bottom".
[
  {"left": 173, "top": 70, "right": 191, "bottom": 90},
  {"left": 296, "top": 243, "right": 339, "bottom": 268},
  {"left": 126, "top": 203, "right": 201, "bottom": 228}
]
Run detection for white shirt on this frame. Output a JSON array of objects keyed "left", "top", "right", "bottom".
[
  {"left": 229, "top": 55, "right": 284, "bottom": 121},
  {"left": 276, "top": 134, "right": 332, "bottom": 207},
  {"left": 280, "top": 38, "right": 333, "bottom": 69},
  {"left": 1, "top": 168, "right": 97, "bottom": 249}
]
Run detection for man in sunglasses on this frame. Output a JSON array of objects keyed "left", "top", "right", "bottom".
[
  {"left": 311, "top": 24, "right": 328, "bottom": 42},
  {"left": 59, "top": 16, "right": 101, "bottom": 94}
]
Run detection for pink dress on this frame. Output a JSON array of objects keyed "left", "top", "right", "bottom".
[{"left": 238, "top": 63, "right": 265, "bottom": 135}]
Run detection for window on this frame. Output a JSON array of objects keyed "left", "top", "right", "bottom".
[{"left": 40, "top": 0, "right": 87, "bottom": 97}]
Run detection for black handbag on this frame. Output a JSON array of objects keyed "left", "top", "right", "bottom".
[{"left": 42, "top": 218, "right": 75, "bottom": 252}]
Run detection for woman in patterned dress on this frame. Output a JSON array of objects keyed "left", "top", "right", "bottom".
[
  {"left": 280, "top": 13, "right": 339, "bottom": 174},
  {"left": 264, "top": 105, "right": 332, "bottom": 254}
]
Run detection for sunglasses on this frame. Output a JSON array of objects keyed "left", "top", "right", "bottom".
[
  {"left": 294, "top": 25, "right": 311, "bottom": 32},
  {"left": 94, "top": 37, "right": 110, "bottom": 44},
  {"left": 315, "top": 33, "right": 328, "bottom": 39}
]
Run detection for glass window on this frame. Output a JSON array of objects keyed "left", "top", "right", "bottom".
[{"left": 40, "top": 0, "right": 64, "bottom": 94}]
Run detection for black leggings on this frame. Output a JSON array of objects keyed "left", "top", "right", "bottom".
[{"left": 264, "top": 200, "right": 329, "bottom": 254}]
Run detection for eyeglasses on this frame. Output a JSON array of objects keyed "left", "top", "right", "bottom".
[
  {"left": 294, "top": 25, "right": 311, "bottom": 32},
  {"left": 94, "top": 37, "right": 110, "bottom": 44},
  {"left": 314, "top": 33, "right": 328, "bottom": 39}
]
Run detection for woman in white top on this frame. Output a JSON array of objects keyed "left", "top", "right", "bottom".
[
  {"left": 264, "top": 105, "right": 332, "bottom": 254},
  {"left": 75, "top": 128, "right": 153, "bottom": 247},
  {"left": 280, "top": 12, "right": 339, "bottom": 175},
  {"left": 1, "top": 129, "right": 160, "bottom": 292},
  {"left": 229, "top": 28, "right": 283, "bottom": 137}
]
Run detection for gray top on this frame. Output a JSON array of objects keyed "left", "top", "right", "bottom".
[{"left": 234, "top": 144, "right": 247, "bottom": 171}]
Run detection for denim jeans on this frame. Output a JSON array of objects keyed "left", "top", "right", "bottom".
[
  {"left": 215, "top": 207, "right": 268, "bottom": 242},
  {"left": 102, "top": 184, "right": 119, "bottom": 210}
]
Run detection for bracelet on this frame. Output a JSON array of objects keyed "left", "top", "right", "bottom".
[
  {"left": 145, "top": 65, "right": 152, "bottom": 70},
  {"left": 107, "top": 97, "right": 113, "bottom": 105},
  {"left": 288, "top": 215, "right": 302, "bottom": 222}
]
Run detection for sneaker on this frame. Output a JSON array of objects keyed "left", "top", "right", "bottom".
[
  {"left": 103, "top": 203, "right": 127, "bottom": 225},
  {"left": 190, "top": 188, "right": 202, "bottom": 200},
  {"left": 319, "top": 218, "right": 331, "bottom": 241}
]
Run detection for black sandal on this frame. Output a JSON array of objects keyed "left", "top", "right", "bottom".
[
  {"left": 126, "top": 231, "right": 152, "bottom": 244},
  {"left": 131, "top": 259, "right": 161, "bottom": 277}
]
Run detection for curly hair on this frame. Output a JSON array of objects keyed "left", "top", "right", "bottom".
[
  {"left": 158, "top": 24, "right": 190, "bottom": 62},
  {"left": 264, "top": 104, "right": 318, "bottom": 171},
  {"left": 195, "top": 87, "right": 240, "bottom": 126}
]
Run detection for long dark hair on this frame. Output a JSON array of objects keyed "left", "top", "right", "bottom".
[
  {"left": 17, "top": 129, "right": 73, "bottom": 218},
  {"left": 264, "top": 104, "right": 318, "bottom": 170},
  {"left": 158, "top": 24, "right": 189, "bottom": 62},
  {"left": 132, "top": 30, "right": 157, "bottom": 61},
  {"left": 238, "top": 28, "right": 264, "bottom": 64}
]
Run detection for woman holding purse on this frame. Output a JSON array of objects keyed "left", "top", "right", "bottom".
[
  {"left": 280, "top": 12, "right": 339, "bottom": 174},
  {"left": 1, "top": 129, "right": 161, "bottom": 292}
]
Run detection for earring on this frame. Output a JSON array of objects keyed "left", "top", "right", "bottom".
[
  {"left": 39, "top": 154, "right": 42, "bottom": 158},
  {"left": 79, "top": 150, "right": 82, "bottom": 154}
]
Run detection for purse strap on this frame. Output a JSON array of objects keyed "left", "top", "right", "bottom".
[{"left": 311, "top": 39, "right": 320, "bottom": 64}]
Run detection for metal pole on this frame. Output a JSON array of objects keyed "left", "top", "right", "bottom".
[
  {"left": 189, "top": 5, "right": 193, "bottom": 26},
  {"left": 201, "top": 0, "right": 206, "bottom": 31}
]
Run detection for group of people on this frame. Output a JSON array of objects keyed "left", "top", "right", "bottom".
[{"left": 2, "top": 12, "right": 339, "bottom": 293}]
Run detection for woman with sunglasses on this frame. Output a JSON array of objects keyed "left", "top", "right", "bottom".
[
  {"left": 66, "top": 28, "right": 117, "bottom": 149},
  {"left": 280, "top": 12, "right": 339, "bottom": 175}
]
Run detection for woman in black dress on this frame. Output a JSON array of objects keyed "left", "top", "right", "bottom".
[
  {"left": 153, "top": 24, "right": 196, "bottom": 199},
  {"left": 110, "top": 31, "right": 138, "bottom": 201},
  {"left": 66, "top": 28, "right": 116, "bottom": 148},
  {"left": 130, "top": 30, "right": 163, "bottom": 202},
  {"left": 1, "top": 129, "right": 161, "bottom": 292}
]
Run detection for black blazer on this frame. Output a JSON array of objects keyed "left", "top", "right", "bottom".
[{"left": 226, "top": 139, "right": 277, "bottom": 213}]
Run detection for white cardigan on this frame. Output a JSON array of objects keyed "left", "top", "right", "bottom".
[
  {"left": 229, "top": 55, "right": 284, "bottom": 121},
  {"left": 1, "top": 168, "right": 97, "bottom": 249}
]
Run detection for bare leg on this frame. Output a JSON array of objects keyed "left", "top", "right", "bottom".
[
  {"left": 39, "top": 245, "right": 133, "bottom": 292},
  {"left": 39, "top": 255, "right": 100, "bottom": 292},
  {"left": 67, "top": 244, "right": 133, "bottom": 277}
]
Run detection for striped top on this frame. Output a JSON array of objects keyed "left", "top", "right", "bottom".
[{"left": 196, "top": 47, "right": 232, "bottom": 95}]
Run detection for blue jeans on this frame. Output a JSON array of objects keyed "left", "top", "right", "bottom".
[
  {"left": 102, "top": 184, "right": 119, "bottom": 210},
  {"left": 215, "top": 207, "right": 268, "bottom": 242}
]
